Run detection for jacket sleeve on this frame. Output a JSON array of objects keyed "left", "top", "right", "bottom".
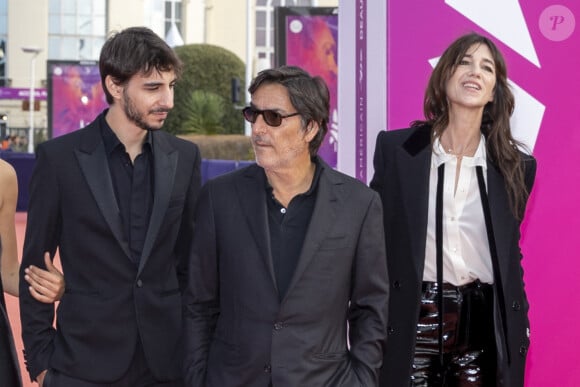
[
  {"left": 182, "top": 182, "right": 220, "bottom": 385},
  {"left": 519, "top": 154, "right": 537, "bottom": 317},
  {"left": 523, "top": 155, "right": 537, "bottom": 195},
  {"left": 175, "top": 144, "right": 201, "bottom": 294},
  {"left": 348, "top": 192, "right": 390, "bottom": 386},
  {"left": 369, "top": 130, "right": 388, "bottom": 194},
  {"left": 19, "top": 144, "right": 61, "bottom": 381}
]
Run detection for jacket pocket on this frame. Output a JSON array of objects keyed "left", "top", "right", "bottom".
[{"left": 311, "top": 350, "right": 349, "bottom": 361}]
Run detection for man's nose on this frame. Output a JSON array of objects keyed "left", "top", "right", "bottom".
[{"left": 160, "top": 87, "right": 174, "bottom": 109}]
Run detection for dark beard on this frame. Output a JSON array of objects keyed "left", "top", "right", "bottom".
[{"left": 122, "top": 88, "right": 168, "bottom": 131}]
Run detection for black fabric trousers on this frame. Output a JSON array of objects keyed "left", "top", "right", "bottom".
[{"left": 410, "top": 280, "right": 496, "bottom": 387}]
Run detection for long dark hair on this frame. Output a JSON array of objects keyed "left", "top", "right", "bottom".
[{"left": 413, "top": 32, "right": 529, "bottom": 219}]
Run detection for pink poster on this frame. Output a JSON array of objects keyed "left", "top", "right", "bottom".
[
  {"left": 48, "top": 61, "right": 108, "bottom": 138},
  {"left": 387, "top": 1, "right": 580, "bottom": 385},
  {"left": 281, "top": 10, "right": 339, "bottom": 168}
]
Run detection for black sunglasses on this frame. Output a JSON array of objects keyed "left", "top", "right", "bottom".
[{"left": 242, "top": 106, "right": 301, "bottom": 127}]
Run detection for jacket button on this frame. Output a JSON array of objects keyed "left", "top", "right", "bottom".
[
  {"left": 393, "top": 281, "right": 401, "bottom": 289},
  {"left": 136, "top": 279, "right": 143, "bottom": 288},
  {"left": 387, "top": 326, "right": 395, "bottom": 335},
  {"left": 273, "top": 322, "right": 283, "bottom": 331},
  {"left": 264, "top": 364, "right": 271, "bottom": 373},
  {"left": 519, "top": 345, "right": 528, "bottom": 356},
  {"left": 512, "top": 301, "right": 521, "bottom": 311}
]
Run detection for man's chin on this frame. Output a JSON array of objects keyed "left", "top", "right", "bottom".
[{"left": 144, "top": 122, "right": 166, "bottom": 131}]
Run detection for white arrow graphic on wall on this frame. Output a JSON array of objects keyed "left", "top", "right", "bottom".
[
  {"left": 442, "top": 0, "right": 544, "bottom": 151},
  {"left": 446, "top": 0, "right": 540, "bottom": 68}
]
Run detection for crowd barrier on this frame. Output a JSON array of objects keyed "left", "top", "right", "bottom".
[{"left": 0, "top": 151, "right": 253, "bottom": 212}]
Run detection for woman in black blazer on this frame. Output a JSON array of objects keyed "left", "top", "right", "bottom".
[{"left": 371, "top": 33, "right": 536, "bottom": 386}]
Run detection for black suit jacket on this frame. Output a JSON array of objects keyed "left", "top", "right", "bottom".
[
  {"left": 183, "top": 159, "right": 389, "bottom": 387},
  {"left": 370, "top": 126, "right": 536, "bottom": 387},
  {"left": 19, "top": 112, "right": 201, "bottom": 382}
]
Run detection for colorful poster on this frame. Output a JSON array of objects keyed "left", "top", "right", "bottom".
[
  {"left": 277, "top": 9, "right": 339, "bottom": 168},
  {"left": 48, "top": 61, "right": 107, "bottom": 138},
  {"left": 385, "top": 1, "right": 580, "bottom": 385}
]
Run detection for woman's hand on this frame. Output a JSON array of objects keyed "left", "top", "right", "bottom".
[{"left": 24, "top": 252, "right": 65, "bottom": 303}]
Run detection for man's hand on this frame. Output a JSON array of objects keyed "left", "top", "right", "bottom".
[{"left": 25, "top": 252, "right": 65, "bottom": 303}]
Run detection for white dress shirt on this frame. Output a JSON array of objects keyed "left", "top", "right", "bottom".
[{"left": 423, "top": 134, "right": 493, "bottom": 286}]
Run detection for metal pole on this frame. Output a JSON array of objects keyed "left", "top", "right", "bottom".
[
  {"left": 245, "top": 0, "right": 253, "bottom": 136},
  {"left": 27, "top": 53, "right": 38, "bottom": 153}
]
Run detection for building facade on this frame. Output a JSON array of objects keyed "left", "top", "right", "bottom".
[{"left": 0, "top": 0, "right": 337, "bottom": 145}]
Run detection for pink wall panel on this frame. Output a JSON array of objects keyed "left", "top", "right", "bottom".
[{"left": 387, "top": 1, "right": 580, "bottom": 385}]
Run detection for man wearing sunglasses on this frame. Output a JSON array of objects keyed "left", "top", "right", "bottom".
[{"left": 183, "top": 66, "right": 389, "bottom": 386}]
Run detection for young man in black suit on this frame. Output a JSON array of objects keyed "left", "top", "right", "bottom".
[
  {"left": 19, "top": 27, "right": 201, "bottom": 386},
  {"left": 183, "top": 66, "right": 389, "bottom": 386}
]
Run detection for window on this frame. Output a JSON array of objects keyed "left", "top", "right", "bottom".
[
  {"left": 0, "top": 0, "right": 6, "bottom": 36},
  {"left": 165, "top": 0, "right": 183, "bottom": 37},
  {"left": 48, "top": 0, "right": 106, "bottom": 60},
  {"left": 163, "top": 0, "right": 184, "bottom": 46},
  {"left": 255, "top": 0, "right": 313, "bottom": 69}
]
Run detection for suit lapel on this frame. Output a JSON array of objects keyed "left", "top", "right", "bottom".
[
  {"left": 486, "top": 162, "right": 514, "bottom": 277},
  {"left": 283, "top": 162, "right": 340, "bottom": 301},
  {"left": 398, "top": 127, "right": 432, "bottom": 278},
  {"left": 138, "top": 132, "right": 177, "bottom": 273},
  {"left": 75, "top": 124, "right": 131, "bottom": 259},
  {"left": 237, "top": 166, "right": 278, "bottom": 292}
]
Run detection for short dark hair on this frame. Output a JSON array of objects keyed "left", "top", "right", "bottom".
[
  {"left": 248, "top": 65, "right": 329, "bottom": 157},
  {"left": 99, "top": 26, "right": 183, "bottom": 104}
]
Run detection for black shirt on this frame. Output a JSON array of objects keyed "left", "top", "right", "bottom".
[
  {"left": 267, "top": 159, "right": 322, "bottom": 301},
  {"left": 101, "top": 117, "right": 154, "bottom": 264}
]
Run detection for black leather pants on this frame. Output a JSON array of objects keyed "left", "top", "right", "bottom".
[{"left": 410, "top": 280, "right": 496, "bottom": 386}]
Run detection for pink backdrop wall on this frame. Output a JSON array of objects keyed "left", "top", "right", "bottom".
[{"left": 386, "top": 1, "right": 580, "bottom": 385}]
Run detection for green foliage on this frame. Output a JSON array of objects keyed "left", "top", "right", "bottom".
[
  {"left": 183, "top": 90, "right": 225, "bottom": 134},
  {"left": 164, "top": 44, "right": 246, "bottom": 135}
]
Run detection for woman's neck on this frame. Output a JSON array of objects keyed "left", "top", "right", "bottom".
[{"left": 441, "top": 110, "right": 483, "bottom": 157}]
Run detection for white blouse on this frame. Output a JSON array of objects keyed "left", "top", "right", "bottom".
[{"left": 423, "top": 134, "right": 494, "bottom": 286}]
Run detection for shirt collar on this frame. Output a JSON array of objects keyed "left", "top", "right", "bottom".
[
  {"left": 264, "top": 157, "right": 323, "bottom": 197},
  {"left": 432, "top": 133, "right": 487, "bottom": 169},
  {"left": 100, "top": 114, "right": 122, "bottom": 155},
  {"left": 100, "top": 114, "right": 153, "bottom": 155}
]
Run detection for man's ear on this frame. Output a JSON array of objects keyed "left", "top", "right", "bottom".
[
  {"left": 305, "top": 121, "right": 320, "bottom": 142},
  {"left": 105, "top": 75, "right": 122, "bottom": 100}
]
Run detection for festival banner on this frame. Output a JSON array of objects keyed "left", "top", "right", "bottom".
[
  {"left": 275, "top": 7, "right": 339, "bottom": 168},
  {"left": 47, "top": 60, "right": 107, "bottom": 138}
]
